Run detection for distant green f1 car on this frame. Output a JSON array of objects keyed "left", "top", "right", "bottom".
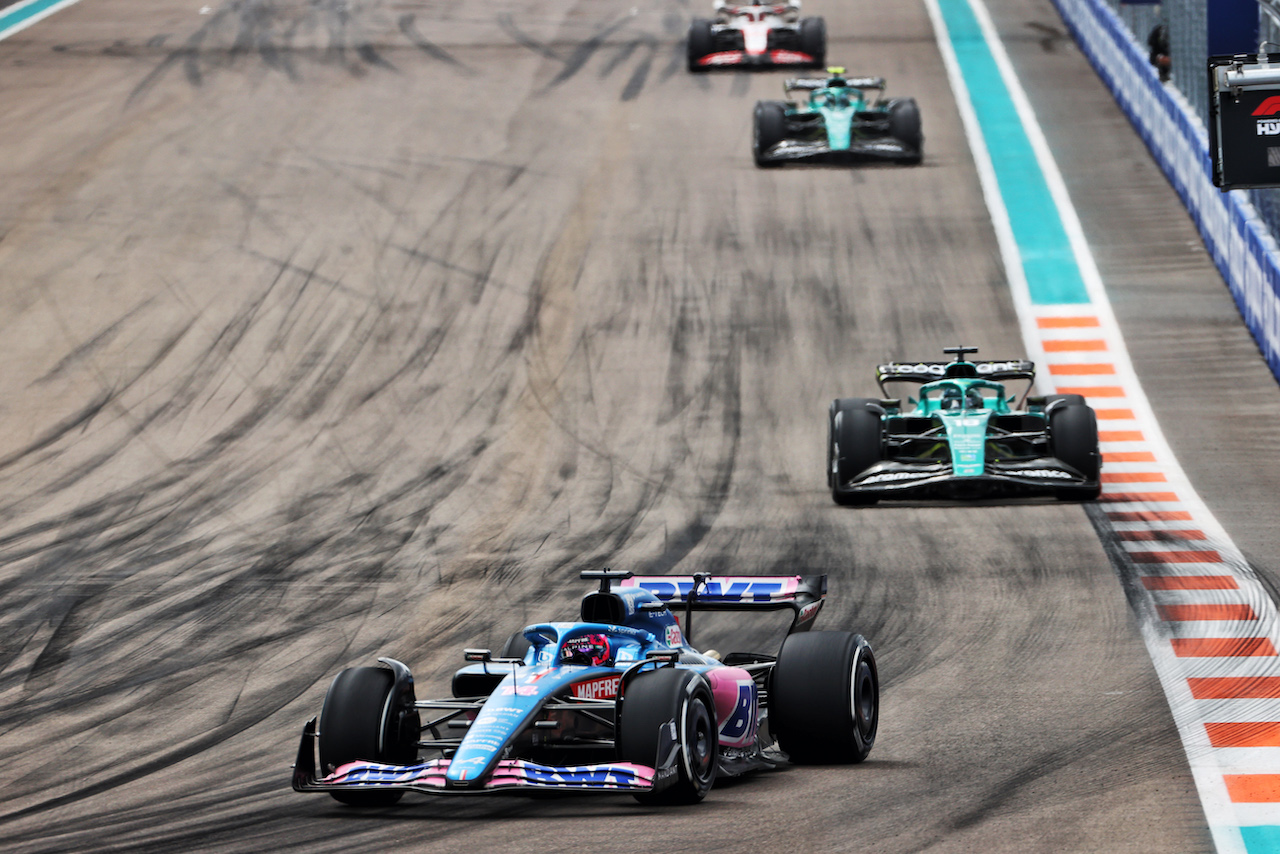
[
  {"left": 828, "top": 347, "right": 1101, "bottom": 505},
  {"left": 753, "top": 67, "right": 922, "bottom": 167}
]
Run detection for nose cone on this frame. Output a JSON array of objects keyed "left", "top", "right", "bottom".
[
  {"left": 823, "top": 106, "right": 856, "bottom": 150},
  {"left": 941, "top": 411, "right": 992, "bottom": 476}
]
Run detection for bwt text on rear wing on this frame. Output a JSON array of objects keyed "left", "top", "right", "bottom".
[{"left": 620, "top": 574, "right": 826, "bottom": 633}]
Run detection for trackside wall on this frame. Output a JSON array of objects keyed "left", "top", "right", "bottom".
[{"left": 1049, "top": 0, "right": 1280, "bottom": 382}]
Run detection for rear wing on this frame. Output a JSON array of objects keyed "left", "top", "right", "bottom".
[
  {"left": 785, "top": 76, "right": 885, "bottom": 93},
  {"left": 876, "top": 359, "right": 1035, "bottom": 391},
  {"left": 619, "top": 574, "right": 826, "bottom": 634}
]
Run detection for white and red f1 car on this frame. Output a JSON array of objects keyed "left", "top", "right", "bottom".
[{"left": 688, "top": 1, "right": 826, "bottom": 72}]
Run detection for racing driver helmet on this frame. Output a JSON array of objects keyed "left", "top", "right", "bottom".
[
  {"left": 941, "top": 387, "right": 983, "bottom": 411},
  {"left": 560, "top": 633, "right": 612, "bottom": 666}
]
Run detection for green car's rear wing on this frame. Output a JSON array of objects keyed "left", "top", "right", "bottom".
[
  {"left": 876, "top": 359, "right": 1036, "bottom": 393},
  {"left": 785, "top": 75, "right": 885, "bottom": 93}
]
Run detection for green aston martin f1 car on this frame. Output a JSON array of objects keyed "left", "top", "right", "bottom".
[
  {"left": 828, "top": 347, "right": 1101, "bottom": 505},
  {"left": 753, "top": 67, "right": 922, "bottom": 167}
]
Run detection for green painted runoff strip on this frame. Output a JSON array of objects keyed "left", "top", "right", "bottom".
[
  {"left": 1243, "top": 826, "right": 1280, "bottom": 853},
  {"left": 935, "top": 0, "right": 1090, "bottom": 305},
  {"left": 0, "top": 0, "right": 78, "bottom": 40}
]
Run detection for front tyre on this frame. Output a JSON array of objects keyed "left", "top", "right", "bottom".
[
  {"left": 618, "top": 667, "right": 717, "bottom": 804},
  {"left": 318, "top": 666, "right": 420, "bottom": 806},
  {"left": 753, "top": 101, "right": 788, "bottom": 168},
  {"left": 687, "top": 18, "right": 714, "bottom": 72},
  {"left": 500, "top": 630, "right": 533, "bottom": 662},
  {"left": 1049, "top": 403, "right": 1101, "bottom": 500},
  {"left": 798, "top": 16, "right": 826, "bottom": 67},
  {"left": 887, "top": 98, "right": 923, "bottom": 164},
  {"left": 771, "top": 632, "right": 878, "bottom": 763},
  {"left": 830, "top": 398, "right": 883, "bottom": 505}
]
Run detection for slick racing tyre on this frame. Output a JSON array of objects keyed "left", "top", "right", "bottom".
[
  {"left": 1049, "top": 402, "right": 1101, "bottom": 500},
  {"left": 318, "top": 666, "right": 420, "bottom": 806},
  {"left": 499, "top": 630, "right": 533, "bottom": 663},
  {"left": 799, "top": 16, "right": 826, "bottom": 67},
  {"left": 887, "top": 98, "right": 923, "bottom": 164},
  {"left": 687, "top": 18, "right": 714, "bottom": 72},
  {"left": 753, "top": 101, "right": 788, "bottom": 168},
  {"left": 1043, "top": 393, "right": 1085, "bottom": 408},
  {"left": 830, "top": 398, "right": 882, "bottom": 506},
  {"left": 618, "top": 667, "right": 717, "bottom": 804},
  {"left": 771, "top": 631, "right": 878, "bottom": 764}
]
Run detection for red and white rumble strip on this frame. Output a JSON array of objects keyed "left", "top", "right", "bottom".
[
  {"left": 927, "top": 0, "right": 1280, "bottom": 848},
  {"left": 1029, "top": 305, "right": 1280, "bottom": 852}
]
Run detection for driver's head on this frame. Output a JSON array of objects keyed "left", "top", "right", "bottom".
[
  {"left": 966, "top": 390, "right": 984, "bottom": 409},
  {"left": 941, "top": 388, "right": 963, "bottom": 410},
  {"left": 560, "top": 633, "right": 612, "bottom": 666}
]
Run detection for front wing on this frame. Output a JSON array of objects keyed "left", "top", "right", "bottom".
[
  {"left": 292, "top": 718, "right": 662, "bottom": 796},
  {"left": 758, "top": 137, "right": 918, "bottom": 164},
  {"left": 694, "top": 49, "right": 817, "bottom": 68},
  {"left": 835, "top": 460, "right": 1097, "bottom": 499}
]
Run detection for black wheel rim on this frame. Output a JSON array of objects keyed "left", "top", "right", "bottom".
[
  {"left": 684, "top": 697, "right": 715, "bottom": 788},
  {"left": 852, "top": 657, "right": 877, "bottom": 735}
]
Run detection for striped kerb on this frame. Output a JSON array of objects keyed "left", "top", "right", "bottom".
[
  {"left": 1036, "top": 317, "right": 1100, "bottom": 327},
  {"left": 1207, "top": 722, "right": 1280, "bottom": 748},
  {"left": 1141, "top": 576, "right": 1239, "bottom": 591},
  {"left": 1225, "top": 775, "right": 1280, "bottom": 803},
  {"left": 1189, "top": 677, "right": 1280, "bottom": 699},
  {"left": 1057, "top": 386, "right": 1125, "bottom": 396},
  {"left": 1043, "top": 339, "right": 1107, "bottom": 351},
  {"left": 1098, "top": 492, "right": 1180, "bottom": 503},
  {"left": 1117, "top": 529, "right": 1207, "bottom": 541},
  {"left": 1129, "top": 550, "right": 1223, "bottom": 564},
  {"left": 1102, "top": 472, "right": 1168, "bottom": 483},
  {"left": 1108, "top": 510, "right": 1192, "bottom": 521},
  {"left": 1156, "top": 604, "right": 1257, "bottom": 621},
  {"left": 1171, "top": 638, "right": 1277, "bottom": 657}
]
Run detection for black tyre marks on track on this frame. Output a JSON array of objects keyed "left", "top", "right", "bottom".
[{"left": 120, "top": 2, "right": 683, "bottom": 105}]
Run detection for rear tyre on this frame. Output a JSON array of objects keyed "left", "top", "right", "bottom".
[
  {"left": 318, "top": 666, "right": 420, "bottom": 806},
  {"left": 798, "top": 16, "right": 826, "bottom": 67},
  {"left": 887, "top": 98, "right": 923, "bottom": 164},
  {"left": 830, "top": 399, "right": 882, "bottom": 505},
  {"left": 1049, "top": 403, "right": 1101, "bottom": 500},
  {"left": 499, "top": 631, "right": 533, "bottom": 663},
  {"left": 771, "top": 632, "right": 878, "bottom": 763},
  {"left": 618, "top": 667, "right": 717, "bottom": 804},
  {"left": 687, "top": 19, "right": 714, "bottom": 71},
  {"left": 753, "top": 101, "right": 788, "bottom": 167}
]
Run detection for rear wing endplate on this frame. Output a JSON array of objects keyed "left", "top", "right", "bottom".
[{"left": 619, "top": 574, "right": 826, "bottom": 634}]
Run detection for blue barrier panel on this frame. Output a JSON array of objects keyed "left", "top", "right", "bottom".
[{"left": 1051, "top": 0, "right": 1280, "bottom": 388}]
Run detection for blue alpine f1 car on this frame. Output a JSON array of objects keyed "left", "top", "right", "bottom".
[
  {"left": 292, "top": 569, "right": 878, "bottom": 805},
  {"left": 829, "top": 346, "right": 1101, "bottom": 505}
]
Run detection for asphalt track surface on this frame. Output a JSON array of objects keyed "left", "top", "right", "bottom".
[{"left": 0, "top": 1, "right": 1275, "bottom": 851}]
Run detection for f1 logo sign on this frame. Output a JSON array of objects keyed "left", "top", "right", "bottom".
[{"left": 1253, "top": 96, "right": 1280, "bottom": 117}]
